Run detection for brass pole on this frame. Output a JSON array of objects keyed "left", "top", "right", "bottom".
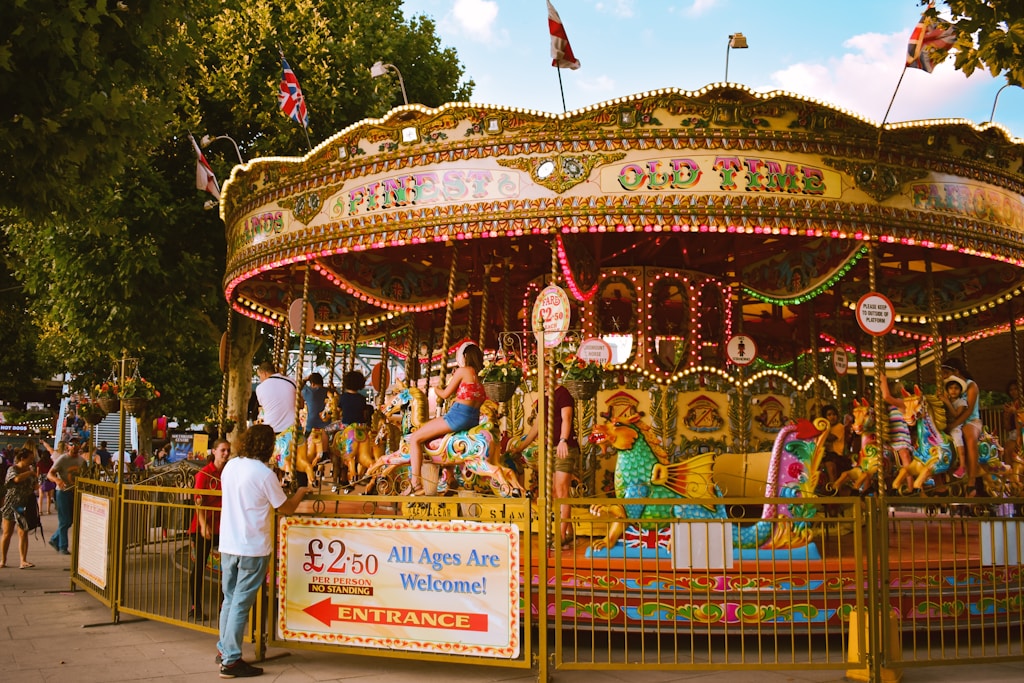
[
  {"left": 478, "top": 262, "right": 492, "bottom": 348},
  {"left": 290, "top": 267, "right": 311, "bottom": 488},
  {"left": 926, "top": 256, "right": 943, "bottom": 393},
  {"left": 438, "top": 244, "right": 460, "bottom": 394},
  {"left": 219, "top": 309, "right": 233, "bottom": 439}
]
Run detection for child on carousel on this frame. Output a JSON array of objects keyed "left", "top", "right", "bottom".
[{"left": 403, "top": 342, "right": 485, "bottom": 495}]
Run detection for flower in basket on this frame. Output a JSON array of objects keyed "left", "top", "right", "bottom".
[
  {"left": 120, "top": 377, "right": 159, "bottom": 400},
  {"left": 558, "top": 353, "right": 606, "bottom": 383},
  {"left": 94, "top": 382, "right": 119, "bottom": 399},
  {"left": 480, "top": 358, "right": 524, "bottom": 385}
]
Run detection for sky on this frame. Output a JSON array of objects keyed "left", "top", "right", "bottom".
[{"left": 398, "top": 0, "right": 1023, "bottom": 139}]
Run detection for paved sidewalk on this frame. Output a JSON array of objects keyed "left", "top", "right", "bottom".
[{"left": 1, "top": 513, "right": 1022, "bottom": 682}]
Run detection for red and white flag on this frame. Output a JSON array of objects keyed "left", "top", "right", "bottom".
[
  {"left": 279, "top": 53, "right": 310, "bottom": 128},
  {"left": 547, "top": 1, "right": 580, "bottom": 70},
  {"left": 906, "top": 2, "right": 956, "bottom": 73},
  {"left": 190, "top": 133, "right": 220, "bottom": 199}
]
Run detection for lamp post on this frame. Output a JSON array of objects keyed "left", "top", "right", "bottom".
[
  {"left": 200, "top": 134, "right": 244, "bottom": 164},
  {"left": 370, "top": 61, "right": 409, "bottom": 106},
  {"left": 989, "top": 83, "right": 1016, "bottom": 123},
  {"left": 725, "top": 32, "right": 748, "bottom": 82}
]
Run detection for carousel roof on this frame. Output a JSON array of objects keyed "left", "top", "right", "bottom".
[{"left": 218, "top": 84, "right": 1024, "bottom": 388}]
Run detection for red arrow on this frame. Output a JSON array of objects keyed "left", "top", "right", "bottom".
[{"left": 303, "top": 597, "right": 340, "bottom": 626}]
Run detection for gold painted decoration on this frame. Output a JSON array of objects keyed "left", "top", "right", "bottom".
[
  {"left": 497, "top": 152, "right": 625, "bottom": 194},
  {"left": 682, "top": 394, "right": 725, "bottom": 433},
  {"left": 824, "top": 157, "right": 928, "bottom": 202}
]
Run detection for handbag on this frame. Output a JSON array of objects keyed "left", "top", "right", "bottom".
[{"left": 15, "top": 496, "right": 42, "bottom": 534}]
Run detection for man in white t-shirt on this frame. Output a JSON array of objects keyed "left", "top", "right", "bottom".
[
  {"left": 255, "top": 362, "right": 296, "bottom": 473},
  {"left": 216, "top": 424, "right": 308, "bottom": 678}
]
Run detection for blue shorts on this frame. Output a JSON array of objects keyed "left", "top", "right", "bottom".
[{"left": 443, "top": 403, "right": 480, "bottom": 432}]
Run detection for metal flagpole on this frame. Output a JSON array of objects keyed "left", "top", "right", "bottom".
[{"left": 556, "top": 67, "right": 568, "bottom": 114}]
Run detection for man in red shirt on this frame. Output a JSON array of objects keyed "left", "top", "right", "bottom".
[{"left": 189, "top": 439, "right": 229, "bottom": 620}]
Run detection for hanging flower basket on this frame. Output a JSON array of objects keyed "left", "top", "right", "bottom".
[
  {"left": 483, "top": 381, "right": 518, "bottom": 403},
  {"left": 97, "top": 397, "right": 121, "bottom": 414},
  {"left": 563, "top": 379, "right": 599, "bottom": 401},
  {"left": 81, "top": 406, "right": 107, "bottom": 425},
  {"left": 122, "top": 397, "right": 148, "bottom": 415}
]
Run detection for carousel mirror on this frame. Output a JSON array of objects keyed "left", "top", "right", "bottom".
[
  {"left": 698, "top": 282, "right": 726, "bottom": 366},
  {"left": 597, "top": 275, "right": 638, "bottom": 365},
  {"left": 650, "top": 277, "right": 690, "bottom": 372}
]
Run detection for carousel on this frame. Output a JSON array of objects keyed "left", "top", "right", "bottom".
[{"left": 219, "top": 84, "right": 1024, "bottom": 640}]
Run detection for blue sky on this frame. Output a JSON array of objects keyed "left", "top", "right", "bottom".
[{"left": 400, "top": 0, "right": 1023, "bottom": 139}]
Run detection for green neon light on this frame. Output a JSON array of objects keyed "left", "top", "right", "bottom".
[{"left": 742, "top": 246, "right": 868, "bottom": 306}]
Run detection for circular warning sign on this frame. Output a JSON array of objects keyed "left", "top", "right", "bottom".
[
  {"left": 855, "top": 292, "right": 895, "bottom": 337},
  {"left": 832, "top": 347, "right": 849, "bottom": 375},
  {"left": 577, "top": 338, "right": 613, "bottom": 365},
  {"left": 726, "top": 334, "right": 757, "bottom": 366}
]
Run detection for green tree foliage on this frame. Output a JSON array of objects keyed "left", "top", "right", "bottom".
[
  {"left": 0, "top": 1, "right": 471, "bottom": 425},
  {"left": 0, "top": 0, "right": 197, "bottom": 219},
  {"left": 935, "top": 1, "right": 1024, "bottom": 85}
]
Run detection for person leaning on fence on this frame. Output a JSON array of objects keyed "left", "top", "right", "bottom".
[
  {"left": 189, "top": 439, "right": 229, "bottom": 621},
  {"left": 47, "top": 439, "right": 85, "bottom": 556},
  {"left": 216, "top": 424, "right": 309, "bottom": 678},
  {"left": 1, "top": 448, "right": 39, "bottom": 569}
]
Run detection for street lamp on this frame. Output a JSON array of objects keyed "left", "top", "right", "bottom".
[
  {"left": 989, "top": 83, "right": 1016, "bottom": 123},
  {"left": 725, "top": 33, "right": 748, "bottom": 82},
  {"left": 200, "top": 134, "right": 244, "bottom": 164},
  {"left": 370, "top": 61, "right": 409, "bottom": 106}
]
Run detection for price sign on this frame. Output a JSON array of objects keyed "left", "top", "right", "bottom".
[
  {"left": 531, "top": 285, "right": 571, "bottom": 348},
  {"left": 832, "top": 347, "right": 849, "bottom": 375},
  {"left": 577, "top": 338, "right": 612, "bottom": 365},
  {"left": 855, "top": 292, "right": 895, "bottom": 337},
  {"left": 726, "top": 334, "right": 757, "bottom": 366}
]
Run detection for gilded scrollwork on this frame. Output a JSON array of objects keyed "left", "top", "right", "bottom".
[{"left": 497, "top": 152, "right": 625, "bottom": 194}]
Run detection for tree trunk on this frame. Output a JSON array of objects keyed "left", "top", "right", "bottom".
[{"left": 226, "top": 314, "right": 261, "bottom": 446}]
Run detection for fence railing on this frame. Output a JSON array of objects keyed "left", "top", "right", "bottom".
[{"left": 69, "top": 465, "right": 1023, "bottom": 682}]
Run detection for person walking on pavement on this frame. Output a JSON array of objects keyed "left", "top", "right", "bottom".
[
  {"left": 216, "top": 424, "right": 309, "bottom": 678},
  {"left": 1, "top": 448, "right": 39, "bottom": 568},
  {"left": 46, "top": 439, "right": 85, "bottom": 555}
]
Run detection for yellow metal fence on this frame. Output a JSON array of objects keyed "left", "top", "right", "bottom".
[{"left": 69, "top": 468, "right": 1023, "bottom": 682}]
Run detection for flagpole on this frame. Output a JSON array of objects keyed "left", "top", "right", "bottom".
[
  {"left": 877, "top": 65, "right": 908, "bottom": 150},
  {"left": 302, "top": 125, "right": 313, "bottom": 154},
  {"left": 556, "top": 67, "right": 568, "bottom": 114}
]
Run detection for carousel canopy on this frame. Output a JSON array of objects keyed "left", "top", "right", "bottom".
[{"left": 219, "top": 84, "right": 1024, "bottom": 389}]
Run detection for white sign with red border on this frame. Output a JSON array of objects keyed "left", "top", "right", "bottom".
[
  {"left": 531, "top": 285, "right": 571, "bottom": 348},
  {"left": 832, "top": 347, "right": 849, "bottom": 375},
  {"left": 278, "top": 517, "right": 520, "bottom": 658},
  {"left": 855, "top": 292, "right": 895, "bottom": 337},
  {"left": 726, "top": 334, "right": 757, "bottom": 366},
  {"left": 577, "top": 338, "right": 613, "bottom": 365}
]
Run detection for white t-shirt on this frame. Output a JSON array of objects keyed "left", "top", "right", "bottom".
[
  {"left": 256, "top": 374, "right": 296, "bottom": 433},
  {"left": 218, "top": 457, "right": 287, "bottom": 557}
]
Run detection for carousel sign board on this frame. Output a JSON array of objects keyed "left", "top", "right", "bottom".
[
  {"left": 726, "top": 334, "right": 757, "bottom": 366},
  {"left": 832, "top": 347, "right": 849, "bottom": 375},
  {"left": 577, "top": 338, "right": 613, "bottom": 365},
  {"left": 531, "top": 285, "right": 571, "bottom": 348},
  {"left": 278, "top": 517, "right": 520, "bottom": 658},
  {"left": 855, "top": 292, "right": 895, "bottom": 337}
]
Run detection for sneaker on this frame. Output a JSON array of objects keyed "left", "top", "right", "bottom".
[
  {"left": 215, "top": 653, "right": 222, "bottom": 665},
  {"left": 219, "top": 659, "right": 263, "bottom": 678},
  {"left": 60, "top": 550, "right": 71, "bottom": 555},
  {"left": 49, "top": 539, "right": 60, "bottom": 553}
]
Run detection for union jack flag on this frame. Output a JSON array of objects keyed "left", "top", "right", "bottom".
[
  {"left": 623, "top": 525, "right": 672, "bottom": 550},
  {"left": 547, "top": 1, "right": 580, "bottom": 70},
  {"left": 189, "top": 133, "right": 219, "bottom": 199},
  {"left": 279, "top": 53, "right": 309, "bottom": 128},
  {"left": 906, "top": 2, "right": 956, "bottom": 73}
]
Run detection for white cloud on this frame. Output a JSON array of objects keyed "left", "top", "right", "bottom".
[
  {"left": 445, "top": 0, "right": 501, "bottom": 43},
  {"left": 595, "top": 0, "right": 636, "bottom": 18},
  {"left": 687, "top": 0, "right": 721, "bottom": 17},
  {"left": 766, "top": 29, "right": 988, "bottom": 125},
  {"left": 577, "top": 74, "right": 617, "bottom": 95}
]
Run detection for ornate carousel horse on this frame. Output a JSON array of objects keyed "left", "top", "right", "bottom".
[
  {"left": 588, "top": 410, "right": 830, "bottom": 554},
  {"left": 832, "top": 398, "right": 885, "bottom": 494},
  {"left": 976, "top": 430, "right": 1011, "bottom": 497},
  {"left": 364, "top": 386, "right": 524, "bottom": 497},
  {"left": 889, "top": 387, "right": 956, "bottom": 494}
]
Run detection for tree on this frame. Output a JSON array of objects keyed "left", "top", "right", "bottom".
[
  {"left": 0, "top": 0, "right": 473, "bottom": 438},
  {"left": 935, "top": 1, "right": 1024, "bottom": 85},
  {"left": 0, "top": 0, "right": 198, "bottom": 219}
]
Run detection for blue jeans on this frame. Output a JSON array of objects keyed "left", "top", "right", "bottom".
[
  {"left": 217, "top": 553, "right": 270, "bottom": 666},
  {"left": 50, "top": 489, "right": 74, "bottom": 552}
]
